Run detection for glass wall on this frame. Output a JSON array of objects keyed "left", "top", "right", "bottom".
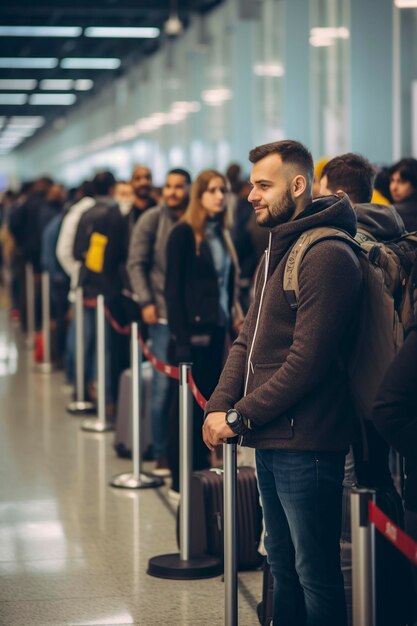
[{"left": 10, "top": 0, "right": 417, "bottom": 186}]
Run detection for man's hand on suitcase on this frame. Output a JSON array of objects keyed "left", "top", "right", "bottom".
[{"left": 203, "top": 412, "right": 234, "bottom": 450}]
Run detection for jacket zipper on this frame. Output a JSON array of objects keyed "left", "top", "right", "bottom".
[{"left": 240, "top": 232, "right": 272, "bottom": 441}]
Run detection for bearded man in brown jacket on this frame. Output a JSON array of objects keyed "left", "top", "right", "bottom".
[{"left": 203, "top": 140, "right": 362, "bottom": 626}]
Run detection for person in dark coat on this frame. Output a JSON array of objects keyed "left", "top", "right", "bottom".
[
  {"left": 165, "top": 169, "right": 242, "bottom": 498},
  {"left": 373, "top": 324, "right": 417, "bottom": 537},
  {"left": 203, "top": 140, "right": 362, "bottom": 626}
]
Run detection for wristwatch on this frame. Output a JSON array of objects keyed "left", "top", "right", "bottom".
[{"left": 225, "top": 408, "right": 249, "bottom": 436}]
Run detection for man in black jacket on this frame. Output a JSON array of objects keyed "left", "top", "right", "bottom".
[
  {"left": 203, "top": 140, "right": 362, "bottom": 626},
  {"left": 72, "top": 171, "right": 124, "bottom": 415},
  {"left": 318, "top": 152, "right": 408, "bottom": 490}
]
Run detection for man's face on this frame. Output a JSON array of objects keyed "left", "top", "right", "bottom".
[
  {"left": 162, "top": 173, "right": 190, "bottom": 211},
  {"left": 248, "top": 154, "right": 296, "bottom": 228},
  {"left": 131, "top": 167, "right": 152, "bottom": 199},
  {"left": 114, "top": 182, "right": 135, "bottom": 203},
  {"left": 114, "top": 182, "right": 135, "bottom": 215},
  {"left": 319, "top": 174, "right": 333, "bottom": 197}
]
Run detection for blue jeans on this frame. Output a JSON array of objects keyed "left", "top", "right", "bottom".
[
  {"left": 148, "top": 323, "right": 171, "bottom": 460},
  {"left": 256, "top": 449, "right": 347, "bottom": 626}
]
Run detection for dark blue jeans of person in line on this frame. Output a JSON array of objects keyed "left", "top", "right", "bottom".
[
  {"left": 256, "top": 449, "right": 347, "bottom": 626},
  {"left": 147, "top": 323, "right": 171, "bottom": 460}
]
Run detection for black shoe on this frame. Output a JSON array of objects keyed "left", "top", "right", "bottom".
[
  {"left": 142, "top": 444, "right": 155, "bottom": 461},
  {"left": 257, "top": 601, "right": 264, "bottom": 625}
]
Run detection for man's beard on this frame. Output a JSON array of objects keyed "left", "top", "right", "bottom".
[
  {"left": 135, "top": 186, "right": 151, "bottom": 199},
  {"left": 256, "top": 186, "right": 296, "bottom": 228}
]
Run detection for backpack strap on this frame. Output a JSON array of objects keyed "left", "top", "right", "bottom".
[
  {"left": 283, "top": 227, "right": 359, "bottom": 310},
  {"left": 355, "top": 228, "right": 377, "bottom": 244}
]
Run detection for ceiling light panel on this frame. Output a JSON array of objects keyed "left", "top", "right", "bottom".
[
  {"left": 29, "top": 93, "right": 77, "bottom": 105},
  {"left": 0, "top": 79, "right": 37, "bottom": 90},
  {"left": 40, "top": 79, "right": 74, "bottom": 90},
  {"left": 395, "top": 0, "right": 417, "bottom": 7},
  {"left": 74, "top": 79, "right": 93, "bottom": 91},
  {"left": 60, "top": 58, "right": 120, "bottom": 70},
  {"left": 0, "top": 26, "right": 81, "bottom": 37},
  {"left": 0, "top": 94, "right": 27, "bottom": 104},
  {"left": 9, "top": 116, "right": 45, "bottom": 127},
  {"left": 84, "top": 27, "right": 159, "bottom": 38},
  {"left": 0, "top": 58, "right": 58, "bottom": 68}
]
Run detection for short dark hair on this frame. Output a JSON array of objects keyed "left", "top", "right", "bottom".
[
  {"left": 167, "top": 168, "right": 192, "bottom": 185},
  {"left": 390, "top": 158, "right": 417, "bottom": 190},
  {"left": 321, "top": 153, "right": 375, "bottom": 204},
  {"left": 92, "top": 171, "right": 116, "bottom": 196},
  {"left": 249, "top": 140, "right": 314, "bottom": 190}
]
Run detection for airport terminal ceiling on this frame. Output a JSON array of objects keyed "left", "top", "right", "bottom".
[{"left": 0, "top": 0, "right": 225, "bottom": 150}]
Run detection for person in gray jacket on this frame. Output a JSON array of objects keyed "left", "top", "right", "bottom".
[
  {"left": 127, "top": 168, "right": 191, "bottom": 475},
  {"left": 203, "top": 140, "right": 362, "bottom": 626}
]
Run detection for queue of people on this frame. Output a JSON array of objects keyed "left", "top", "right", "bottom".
[{"left": 0, "top": 147, "right": 417, "bottom": 626}]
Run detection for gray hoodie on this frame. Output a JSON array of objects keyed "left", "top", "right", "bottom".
[{"left": 355, "top": 202, "right": 406, "bottom": 241}]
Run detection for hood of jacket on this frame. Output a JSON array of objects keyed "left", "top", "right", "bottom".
[
  {"left": 355, "top": 202, "right": 406, "bottom": 241},
  {"left": 268, "top": 193, "right": 357, "bottom": 256}
]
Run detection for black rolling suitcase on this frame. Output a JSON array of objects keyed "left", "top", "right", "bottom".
[
  {"left": 180, "top": 466, "right": 263, "bottom": 570},
  {"left": 114, "top": 363, "right": 152, "bottom": 459}
]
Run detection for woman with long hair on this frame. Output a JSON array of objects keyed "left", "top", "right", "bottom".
[{"left": 165, "top": 168, "right": 242, "bottom": 497}]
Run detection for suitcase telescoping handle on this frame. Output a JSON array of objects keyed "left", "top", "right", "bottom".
[{"left": 224, "top": 439, "right": 238, "bottom": 626}]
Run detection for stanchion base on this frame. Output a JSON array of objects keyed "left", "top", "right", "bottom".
[
  {"left": 110, "top": 472, "right": 164, "bottom": 489},
  {"left": 81, "top": 418, "right": 114, "bottom": 432},
  {"left": 147, "top": 553, "right": 223, "bottom": 580},
  {"left": 37, "top": 362, "right": 53, "bottom": 374},
  {"left": 66, "top": 401, "right": 96, "bottom": 415}
]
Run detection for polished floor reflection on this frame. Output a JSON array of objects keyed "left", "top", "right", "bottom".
[{"left": 0, "top": 309, "right": 261, "bottom": 626}]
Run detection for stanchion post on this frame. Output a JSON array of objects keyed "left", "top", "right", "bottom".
[
  {"left": 66, "top": 287, "right": 95, "bottom": 414},
  {"left": 179, "top": 363, "right": 193, "bottom": 561},
  {"left": 147, "top": 362, "right": 222, "bottom": 580},
  {"left": 224, "top": 440, "right": 238, "bottom": 626},
  {"left": 82, "top": 294, "right": 114, "bottom": 432},
  {"left": 38, "top": 271, "right": 52, "bottom": 373},
  {"left": 350, "top": 488, "right": 376, "bottom": 626},
  {"left": 25, "top": 263, "right": 35, "bottom": 349},
  {"left": 110, "top": 322, "right": 163, "bottom": 489}
]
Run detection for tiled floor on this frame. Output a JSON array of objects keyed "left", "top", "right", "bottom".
[{"left": 0, "top": 309, "right": 262, "bottom": 625}]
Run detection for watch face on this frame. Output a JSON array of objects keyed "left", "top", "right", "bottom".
[{"left": 227, "top": 410, "right": 239, "bottom": 425}]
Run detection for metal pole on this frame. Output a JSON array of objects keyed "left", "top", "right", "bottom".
[
  {"left": 110, "top": 322, "right": 163, "bottom": 489},
  {"left": 132, "top": 322, "right": 141, "bottom": 477},
  {"left": 179, "top": 362, "right": 193, "bottom": 561},
  {"left": 25, "top": 263, "right": 35, "bottom": 349},
  {"left": 224, "top": 440, "right": 238, "bottom": 626},
  {"left": 147, "top": 361, "right": 222, "bottom": 579},
  {"left": 75, "top": 286, "right": 84, "bottom": 402},
  {"left": 39, "top": 272, "right": 52, "bottom": 373},
  {"left": 82, "top": 295, "right": 114, "bottom": 432},
  {"left": 66, "top": 287, "right": 95, "bottom": 414},
  {"left": 350, "top": 488, "right": 376, "bottom": 626}
]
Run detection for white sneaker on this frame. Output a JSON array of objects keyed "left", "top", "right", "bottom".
[{"left": 168, "top": 488, "right": 180, "bottom": 504}]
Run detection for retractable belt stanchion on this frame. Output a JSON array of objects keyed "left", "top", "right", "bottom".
[
  {"left": 147, "top": 362, "right": 222, "bottom": 580},
  {"left": 67, "top": 287, "right": 95, "bottom": 414},
  {"left": 38, "top": 271, "right": 52, "bottom": 373},
  {"left": 110, "top": 322, "right": 163, "bottom": 489},
  {"left": 224, "top": 439, "right": 238, "bottom": 626},
  {"left": 82, "top": 294, "right": 114, "bottom": 432},
  {"left": 350, "top": 488, "right": 376, "bottom": 626},
  {"left": 25, "top": 263, "right": 35, "bottom": 349}
]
